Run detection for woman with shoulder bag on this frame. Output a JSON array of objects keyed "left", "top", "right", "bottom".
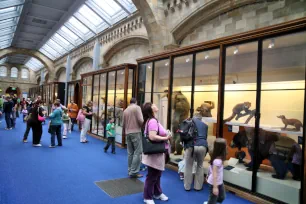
[
  {"left": 142, "top": 102, "right": 172, "bottom": 204},
  {"left": 31, "top": 100, "right": 44, "bottom": 147}
]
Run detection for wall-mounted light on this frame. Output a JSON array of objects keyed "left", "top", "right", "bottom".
[
  {"left": 233, "top": 46, "right": 239, "bottom": 55},
  {"left": 205, "top": 52, "right": 210, "bottom": 59},
  {"left": 121, "top": 71, "right": 124, "bottom": 75},
  {"left": 268, "top": 39, "right": 275, "bottom": 49},
  {"left": 148, "top": 65, "right": 151, "bottom": 69},
  {"left": 186, "top": 58, "right": 190, "bottom": 63},
  {"left": 165, "top": 62, "right": 169, "bottom": 66}
]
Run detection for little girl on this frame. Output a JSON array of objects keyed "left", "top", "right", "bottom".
[
  {"left": 62, "top": 109, "right": 71, "bottom": 139},
  {"left": 76, "top": 109, "right": 85, "bottom": 130},
  {"left": 204, "top": 138, "right": 227, "bottom": 204},
  {"left": 22, "top": 105, "right": 28, "bottom": 122}
]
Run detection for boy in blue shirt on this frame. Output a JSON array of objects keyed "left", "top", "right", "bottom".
[{"left": 104, "top": 118, "right": 116, "bottom": 154}]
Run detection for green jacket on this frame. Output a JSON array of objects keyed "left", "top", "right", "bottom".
[
  {"left": 0, "top": 98, "right": 3, "bottom": 109},
  {"left": 62, "top": 113, "right": 70, "bottom": 124},
  {"left": 49, "top": 109, "right": 63, "bottom": 126}
]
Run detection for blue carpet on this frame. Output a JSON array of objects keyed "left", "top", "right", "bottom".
[{"left": 0, "top": 118, "right": 253, "bottom": 204}]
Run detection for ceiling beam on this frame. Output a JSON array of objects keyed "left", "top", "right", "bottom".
[
  {"left": 22, "top": 23, "right": 52, "bottom": 30},
  {"left": 0, "top": 0, "right": 25, "bottom": 10},
  {"left": 18, "top": 31, "right": 46, "bottom": 38},
  {"left": 31, "top": 3, "right": 67, "bottom": 13},
  {"left": 27, "top": 15, "right": 59, "bottom": 23}
]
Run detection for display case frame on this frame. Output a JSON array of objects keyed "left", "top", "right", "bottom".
[
  {"left": 66, "top": 80, "right": 81, "bottom": 107},
  {"left": 81, "top": 63, "right": 137, "bottom": 146},
  {"left": 136, "top": 18, "right": 306, "bottom": 204}
]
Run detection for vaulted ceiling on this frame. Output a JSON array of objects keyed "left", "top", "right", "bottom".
[{"left": 0, "top": 0, "right": 137, "bottom": 71}]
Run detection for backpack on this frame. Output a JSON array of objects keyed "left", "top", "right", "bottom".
[{"left": 177, "top": 118, "right": 198, "bottom": 143}]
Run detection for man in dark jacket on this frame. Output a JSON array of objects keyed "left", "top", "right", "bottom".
[{"left": 3, "top": 96, "right": 14, "bottom": 130}]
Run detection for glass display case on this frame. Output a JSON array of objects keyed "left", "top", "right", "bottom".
[
  {"left": 81, "top": 64, "right": 136, "bottom": 146},
  {"left": 136, "top": 20, "right": 306, "bottom": 204},
  {"left": 67, "top": 80, "right": 81, "bottom": 108}
]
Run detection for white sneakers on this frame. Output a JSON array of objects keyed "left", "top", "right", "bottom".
[
  {"left": 144, "top": 200, "right": 155, "bottom": 204},
  {"left": 153, "top": 193, "right": 169, "bottom": 201},
  {"left": 144, "top": 193, "right": 169, "bottom": 204},
  {"left": 33, "top": 144, "right": 42, "bottom": 147},
  {"left": 63, "top": 136, "right": 67, "bottom": 139}
]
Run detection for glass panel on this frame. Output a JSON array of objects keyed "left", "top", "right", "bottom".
[
  {"left": 0, "top": 66, "right": 7, "bottom": 76},
  {"left": 256, "top": 32, "right": 306, "bottom": 203},
  {"left": 92, "top": 0, "right": 121, "bottom": 16},
  {"left": 21, "top": 69, "right": 28, "bottom": 79},
  {"left": 82, "top": 76, "right": 92, "bottom": 107},
  {"left": 195, "top": 49, "right": 220, "bottom": 166},
  {"left": 60, "top": 26, "right": 79, "bottom": 41},
  {"left": 53, "top": 33, "right": 71, "bottom": 47},
  {"left": 137, "top": 63, "right": 152, "bottom": 104},
  {"left": 107, "top": 71, "right": 116, "bottom": 130},
  {"left": 153, "top": 59, "right": 169, "bottom": 129},
  {"left": 92, "top": 75, "right": 100, "bottom": 135},
  {"left": 10, "top": 67, "right": 18, "bottom": 78},
  {"left": 98, "top": 73, "right": 107, "bottom": 137},
  {"left": 223, "top": 42, "right": 258, "bottom": 190},
  {"left": 68, "top": 17, "right": 90, "bottom": 35},
  {"left": 115, "top": 70, "right": 125, "bottom": 144},
  {"left": 170, "top": 54, "right": 192, "bottom": 163},
  {"left": 40, "top": 48, "right": 56, "bottom": 60},
  {"left": 0, "top": 7, "right": 16, "bottom": 14},
  {"left": 127, "top": 69, "right": 134, "bottom": 106},
  {"left": 78, "top": 5, "right": 103, "bottom": 26},
  {"left": 47, "top": 39, "right": 66, "bottom": 55},
  {"left": 43, "top": 44, "right": 60, "bottom": 58}
]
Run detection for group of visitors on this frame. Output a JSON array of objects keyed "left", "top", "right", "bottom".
[
  {"left": 2, "top": 93, "right": 226, "bottom": 204},
  {"left": 121, "top": 98, "right": 226, "bottom": 204}
]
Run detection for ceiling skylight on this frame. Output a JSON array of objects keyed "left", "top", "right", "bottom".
[
  {"left": 25, "top": 57, "right": 44, "bottom": 72},
  {"left": 0, "top": 0, "right": 25, "bottom": 49},
  {"left": 36, "top": 0, "right": 137, "bottom": 64}
]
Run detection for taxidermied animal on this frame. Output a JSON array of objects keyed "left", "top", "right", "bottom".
[
  {"left": 196, "top": 101, "right": 215, "bottom": 117},
  {"left": 224, "top": 102, "right": 254, "bottom": 124},
  {"left": 171, "top": 91, "right": 190, "bottom": 155},
  {"left": 277, "top": 115, "right": 303, "bottom": 131},
  {"left": 231, "top": 128, "right": 297, "bottom": 176}
]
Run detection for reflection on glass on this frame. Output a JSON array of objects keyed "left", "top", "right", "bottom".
[
  {"left": 107, "top": 71, "right": 116, "bottom": 123},
  {"left": 223, "top": 42, "right": 258, "bottom": 190},
  {"left": 82, "top": 76, "right": 92, "bottom": 107},
  {"left": 194, "top": 49, "right": 220, "bottom": 162},
  {"left": 171, "top": 55, "right": 192, "bottom": 162},
  {"left": 153, "top": 59, "right": 169, "bottom": 129},
  {"left": 92, "top": 75, "right": 100, "bottom": 135},
  {"left": 127, "top": 69, "right": 134, "bottom": 106},
  {"left": 256, "top": 32, "right": 306, "bottom": 204},
  {"left": 137, "top": 63, "right": 152, "bottom": 104},
  {"left": 98, "top": 74, "right": 107, "bottom": 137},
  {"left": 115, "top": 70, "right": 125, "bottom": 143}
]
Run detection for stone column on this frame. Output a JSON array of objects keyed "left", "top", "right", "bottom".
[{"left": 93, "top": 39, "right": 100, "bottom": 70}]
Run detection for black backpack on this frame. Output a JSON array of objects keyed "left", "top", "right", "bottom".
[{"left": 178, "top": 118, "right": 197, "bottom": 142}]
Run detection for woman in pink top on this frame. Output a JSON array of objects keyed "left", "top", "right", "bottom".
[
  {"left": 142, "top": 102, "right": 172, "bottom": 204},
  {"left": 204, "top": 138, "right": 227, "bottom": 204}
]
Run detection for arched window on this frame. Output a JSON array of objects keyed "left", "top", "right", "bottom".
[
  {"left": 0, "top": 66, "right": 7, "bottom": 77},
  {"left": 11, "top": 67, "right": 18, "bottom": 78},
  {"left": 21, "top": 69, "right": 29, "bottom": 79}
]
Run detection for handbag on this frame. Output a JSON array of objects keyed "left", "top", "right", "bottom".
[
  {"left": 37, "top": 107, "right": 45, "bottom": 122},
  {"left": 142, "top": 118, "right": 166, "bottom": 155}
]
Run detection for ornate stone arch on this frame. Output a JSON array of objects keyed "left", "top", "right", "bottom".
[
  {"left": 72, "top": 57, "right": 93, "bottom": 80},
  {"left": 55, "top": 67, "right": 66, "bottom": 81},
  {"left": 103, "top": 36, "right": 149, "bottom": 66},
  {"left": 171, "top": 0, "right": 265, "bottom": 44},
  {"left": 0, "top": 47, "right": 54, "bottom": 77}
]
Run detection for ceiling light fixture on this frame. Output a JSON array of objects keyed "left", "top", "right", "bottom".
[
  {"left": 268, "top": 39, "right": 275, "bottom": 49},
  {"left": 186, "top": 58, "right": 190, "bottom": 63},
  {"left": 205, "top": 52, "right": 210, "bottom": 59},
  {"left": 233, "top": 47, "right": 239, "bottom": 55}
]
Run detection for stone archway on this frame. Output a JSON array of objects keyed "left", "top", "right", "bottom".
[
  {"left": 103, "top": 36, "right": 149, "bottom": 67},
  {"left": 71, "top": 57, "right": 93, "bottom": 80},
  {"left": 0, "top": 47, "right": 55, "bottom": 78},
  {"left": 55, "top": 67, "right": 66, "bottom": 82},
  {"left": 5, "top": 86, "right": 21, "bottom": 98}
]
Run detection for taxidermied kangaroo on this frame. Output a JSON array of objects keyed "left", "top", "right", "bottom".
[{"left": 277, "top": 115, "right": 303, "bottom": 131}]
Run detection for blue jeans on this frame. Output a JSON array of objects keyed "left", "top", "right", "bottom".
[
  {"left": 50, "top": 125, "right": 62, "bottom": 146},
  {"left": 5, "top": 113, "right": 12, "bottom": 128},
  {"left": 269, "top": 154, "right": 288, "bottom": 179}
]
